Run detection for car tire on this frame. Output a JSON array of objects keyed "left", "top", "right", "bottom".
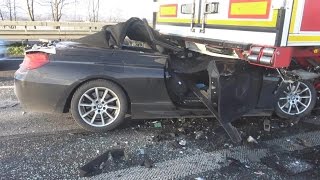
[
  {"left": 275, "top": 80, "right": 316, "bottom": 119},
  {"left": 70, "top": 79, "right": 127, "bottom": 132}
]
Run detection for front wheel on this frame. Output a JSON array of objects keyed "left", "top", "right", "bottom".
[
  {"left": 275, "top": 80, "right": 316, "bottom": 119},
  {"left": 70, "top": 80, "right": 128, "bottom": 132}
]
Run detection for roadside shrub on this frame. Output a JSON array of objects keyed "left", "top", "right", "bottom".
[{"left": 7, "top": 45, "right": 25, "bottom": 56}]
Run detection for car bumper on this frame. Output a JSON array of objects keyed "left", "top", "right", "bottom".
[{"left": 14, "top": 70, "right": 69, "bottom": 113}]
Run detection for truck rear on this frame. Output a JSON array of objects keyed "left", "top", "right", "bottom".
[
  {"left": 152, "top": 0, "right": 320, "bottom": 142},
  {"left": 153, "top": 0, "right": 320, "bottom": 68}
]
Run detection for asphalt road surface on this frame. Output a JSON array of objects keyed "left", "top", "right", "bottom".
[{"left": 0, "top": 58, "right": 320, "bottom": 179}]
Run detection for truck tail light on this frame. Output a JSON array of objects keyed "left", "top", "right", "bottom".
[
  {"left": 247, "top": 46, "right": 292, "bottom": 68},
  {"left": 21, "top": 52, "right": 49, "bottom": 70}
]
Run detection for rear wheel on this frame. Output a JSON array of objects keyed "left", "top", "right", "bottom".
[
  {"left": 275, "top": 80, "right": 316, "bottom": 119},
  {"left": 70, "top": 80, "right": 127, "bottom": 132}
]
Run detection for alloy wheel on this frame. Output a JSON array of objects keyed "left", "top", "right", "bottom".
[
  {"left": 277, "top": 81, "right": 312, "bottom": 116},
  {"left": 78, "top": 87, "right": 120, "bottom": 127}
]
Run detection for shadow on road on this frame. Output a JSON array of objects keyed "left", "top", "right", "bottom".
[
  {"left": 0, "top": 58, "right": 23, "bottom": 77},
  {"left": 0, "top": 58, "right": 22, "bottom": 71}
]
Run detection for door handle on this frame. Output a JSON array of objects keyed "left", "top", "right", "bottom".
[
  {"left": 200, "top": 2, "right": 219, "bottom": 33},
  {"left": 190, "top": 0, "right": 196, "bottom": 32},
  {"left": 181, "top": 1, "right": 197, "bottom": 32},
  {"left": 205, "top": 2, "right": 219, "bottom": 14}
]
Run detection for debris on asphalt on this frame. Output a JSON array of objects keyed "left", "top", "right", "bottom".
[
  {"left": 167, "top": 140, "right": 182, "bottom": 149},
  {"left": 223, "top": 143, "right": 233, "bottom": 148},
  {"left": 271, "top": 122, "right": 280, "bottom": 130},
  {"left": 194, "top": 177, "right": 205, "bottom": 180},
  {"left": 109, "top": 149, "right": 125, "bottom": 161},
  {"left": 0, "top": 101, "right": 19, "bottom": 109},
  {"left": 179, "top": 139, "right": 187, "bottom": 146},
  {"left": 140, "top": 155, "right": 154, "bottom": 168},
  {"left": 177, "top": 127, "right": 185, "bottom": 133},
  {"left": 178, "top": 118, "right": 186, "bottom": 124},
  {"left": 262, "top": 154, "right": 315, "bottom": 175},
  {"left": 247, "top": 152, "right": 261, "bottom": 162},
  {"left": 263, "top": 119, "right": 271, "bottom": 132},
  {"left": 194, "top": 131, "right": 204, "bottom": 140},
  {"left": 79, "top": 148, "right": 125, "bottom": 177},
  {"left": 151, "top": 133, "right": 175, "bottom": 142},
  {"left": 295, "top": 138, "right": 311, "bottom": 147},
  {"left": 138, "top": 148, "right": 145, "bottom": 155},
  {"left": 247, "top": 136, "right": 258, "bottom": 144},
  {"left": 220, "top": 157, "right": 249, "bottom": 173},
  {"left": 153, "top": 121, "right": 162, "bottom": 128},
  {"left": 254, "top": 171, "right": 265, "bottom": 175},
  {"left": 99, "top": 162, "right": 105, "bottom": 170}
]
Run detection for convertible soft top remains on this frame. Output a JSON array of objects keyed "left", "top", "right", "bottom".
[{"left": 77, "top": 17, "right": 182, "bottom": 52}]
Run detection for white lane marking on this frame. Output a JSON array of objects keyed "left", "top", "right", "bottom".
[{"left": 0, "top": 86, "right": 14, "bottom": 89}]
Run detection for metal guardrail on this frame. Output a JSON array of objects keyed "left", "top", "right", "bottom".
[{"left": 0, "top": 21, "right": 114, "bottom": 40}]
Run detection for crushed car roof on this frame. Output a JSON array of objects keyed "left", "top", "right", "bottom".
[{"left": 76, "top": 17, "right": 182, "bottom": 52}]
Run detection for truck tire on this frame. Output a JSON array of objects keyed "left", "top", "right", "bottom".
[{"left": 275, "top": 80, "right": 316, "bottom": 119}]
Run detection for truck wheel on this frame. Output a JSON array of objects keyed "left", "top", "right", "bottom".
[
  {"left": 275, "top": 80, "right": 316, "bottom": 119},
  {"left": 70, "top": 80, "right": 127, "bottom": 132}
]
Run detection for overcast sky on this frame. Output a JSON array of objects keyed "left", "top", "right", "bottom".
[{"left": 1, "top": 0, "right": 154, "bottom": 22}]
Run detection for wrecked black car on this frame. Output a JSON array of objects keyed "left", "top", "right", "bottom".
[{"left": 14, "top": 18, "right": 317, "bottom": 143}]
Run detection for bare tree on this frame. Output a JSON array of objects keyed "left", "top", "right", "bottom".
[
  {"left": 0, "top": 8, "right": 4, "bottom": 20},
  {"left": 26, "top": 0, "right": 35, "bottom": 21},
  {"left": 88, "top": 0, "right": 100, "bottom": 22},
  {"left": 107, "top": 8, "right": 124, "bottom": 23},
  {"left": 1, "top": 0, "right": 17, "bottom": 21},
  {"left": 51, "top": 0, "right": 64, "bottom": 21},
  {"left": 13, "top": 0, "right": 16, "bottom": 20},
  {"left": 6, "top": 0, "right": 12, "bottom": 20},
  {"left": 41, "top": 0, "right": 72, "bottom": 22}
]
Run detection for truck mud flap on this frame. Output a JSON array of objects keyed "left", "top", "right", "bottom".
[{"left": 185, "top": 60, "right": 264, "bottom": 143}]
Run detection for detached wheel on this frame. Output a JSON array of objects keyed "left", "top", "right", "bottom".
[
  {"left": 275, "top": 80, "right": 316, "bottom": 119},
  {"left": 71, "top": 80, "right": 127, "bottom": 132}
]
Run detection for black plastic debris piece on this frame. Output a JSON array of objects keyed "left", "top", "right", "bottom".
[
  {"left": 261, "top": 154, "right": 315, "bottom": 175},
  {"left": 140, "top": 155, "right": 154, "bottom": 169},
  {"left": 167, "top": 140, "right": 182, "bottom": 149},
  {"left": 292, "top": 146, "right": 320, "bottom": 165},
  {"left": 294, "top": 138, "right": 312, "bottom": 148},
  {"left": 0, "top": 102, "right": 19, "bottom": 109},
  {"left": 247, "top": 152, "right": 261, "bottom": 163},
  {"left": 79, "top": 149, "right": 125, "bottom": 177},
  {"left": 263, "top": 119, "right": 271, "bottom": 132},
  {"left": 152, "top": 132, "right": 176, "bottom": 142},
  {"left": 194, "top": 131, "right": 204, "bottom": 140},
  {"left": 220, "top": 157, "right": 249, "bottom": 174}
]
